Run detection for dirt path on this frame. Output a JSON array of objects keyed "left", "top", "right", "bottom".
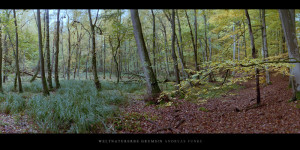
[{"left": 118, "top": 74, "right": 300, "bottom": 133}]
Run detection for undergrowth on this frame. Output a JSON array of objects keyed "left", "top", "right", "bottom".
[{"left": 0, "top": 80, "right": 144, "bottom": 133}]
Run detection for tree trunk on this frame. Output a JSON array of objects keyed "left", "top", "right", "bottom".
[
  {"left": 13, "top": 9, "right": 23, "bottom": 93},
  {"left": 86, "top": 37, "right": 91, "bottom": 80},
  {"left": 0, "top": 19, "right": 3, "bottom": 93},
  {"left": 130, "top": 9, "right": 161, "bottom": 97},
  {"left": 78, "top": 43, "right": 82, "bottom": 80},
  {"left": 203, "top": 11, "right": 209, "bottom": 62},
  {"left": 55, "top": 9, "right": 60, "bottom": 89},
  {"left": 151, "top": 10, "right": 157, "bottom": 78},
  {"left": 260, "top": 9, "right": 270, "bottom": 84},
  {"left": 232, "top": 23, "right": 236, "bottom": 75},
  {"left": 171, "top": 10, "right": 180, "bottom": 85},
  {"left": 45, "top": 9, "right": 53, "bottom": 89},
  {"left": 74, "top": 32, "right": 79, "bottom": 79},
  {"left": 158, "top": 16, "right": 171, "bottom": 78},
  {"left": 61, "top": 18, "right": 65, "bottom": 79},
  {"left": 30, "top": 59, "right": 40, "bottom": 82},
  {"left": 194, "top": 9, "right": 198, "bottom": 68},
  {"left": 109, "top": 57, "right": 112, "bottom": 79},
  {"left": 67, "top": 12, "right": 71, "bottom": 80},
  {"left": 103, "top": 36, "right": 106, "bottom": 79},
  {"left": 37, "top": 9, "right": 49, "bottom": 95},
  {"left": 279, "top": 9, "right": 300, "bottom": 100},
  {"left": 176, "top": 10, "right": 185, "bottom": 66},
  {"left": 245, "top": 9, "right": 261, "bottom": 105},
  {"left": 3, "top": 33, "right": 8, "bottom": 83},
  {"left": 242, "top": 18, "right": 247, "bottom": 58},
  {"left": 88, "top": 9, "right": 101, "bottom": 90},
  {"left": 185, "top": 10, "right": 198, "bottom": 72}
]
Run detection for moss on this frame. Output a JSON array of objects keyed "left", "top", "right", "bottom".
[
  {"left": 296, "top": 91, "right": 300, "bottom": 100},
  {"left": 198, "top": 107, "right": 209, "bottom": 112}
]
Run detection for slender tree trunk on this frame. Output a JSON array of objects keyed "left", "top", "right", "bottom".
[
  {"left": 0, "top": 20, "right": 3, "bottom": 93},
  {"left": 103, "top": 36, "right": 106, "bottom": 79},
  {"left": 151, "top": 10, "right": 157, "bottom": 77},
  {"left": 78, "top": 43, "right": 82, "bottom": 80},
  {"left": 130, "top": 9, "right": 161, "bottom": 97},
  {"left": 86, "top": 37, "right": 91, "bottom": 80},
  {"left": 238, "top": 38, "right": 240, "bottom": 61},
  {"left": 245, "top": 9, "right": 261, "bottom": 105},
  {"left": 3, "top": 34, "right": 8, "bottom": 83},
  {"left": 61, "top": 18, "right": 65, "bottom": 79},
  {"left": 158, "top": 16, "right": 171, "bottom": 78},
  {"left": 55, "top": 10, "right": 60, "bottom": 89},
  {"left": 203, "top": 11, "right": 209, "bottom": 62},
  {"left": 109, "top": 57, "right": 112, "bottom": 79},
  {"left": 45, "top": 9, "right": 53, "bottom": 89},
  {"left": 30, "top": 59, "right": 40, "bottom": 82},
  {"left": 37, "top": 9, "right": 49, "bottom": 95},
  {"left": 260, "top": 9, "right": 270, "bottom": 84},
  {"left": 67, "top": 12, "right": 71, "bottom": 80},
  {"left": 119, "top": 48, "right": 122, "bottom": 80},
  {"left": 185, "top": 10, "right": 198, "bottom": 72},
  {"left": 109, "top": 36, "right": 120, "bottom": 83},
  {"left": 88, "top": 9, "right": 101, "bottom": 90},
  {"left": 194, "top": 9, "right": 198, "bottom": 68},
  {"left": 74, "top": 32, "right": 79, "bottom": 79},
  {"left": 13, "top": 9, "right": 23, "bottom": 93},
  {"left": 232, "top": 23, "right": 236, "bottom": 75},
  {"left": 242, "top": 18, "right": 247, "bottom": 58}
]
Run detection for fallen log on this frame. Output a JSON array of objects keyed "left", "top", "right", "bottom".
[{"left": 21, "top": 70, "right": 41, "bottom": 78}]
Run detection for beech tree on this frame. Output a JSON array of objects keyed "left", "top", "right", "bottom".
[
  {"left": 279, "top": 9, "right": 300, "bottom": 101},
  {"left": 245, "top": 9, "right": 261, "bottom": 105},
  {"left": 45, "top": 9, "right": 53, "bottom": 89},
  {"left": 260, "top": 9, "right": 270, "bottom": 85},
  {"left": 37, "top": 9, "right": 49, "bottom": 95},
  {"left": 88, "top": 9, "right": 101, "bottom": 91},
  {"left": 170, "top": 9, "right": 180, "bottom": 85},
  {"left": 130, "top": 9, "right": 161, "bottom": 97},
  {"left": 0, "top": 16, "right": 3, "bottom": 93},
  {"left": 13, "top": 9, "right": 23, "bottom": 93},
  {"left": 54, "top": 9, "right": 60, "bottom": 89}
]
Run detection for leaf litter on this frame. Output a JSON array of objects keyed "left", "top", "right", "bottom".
[{"left": 117, "top": 74, "right": 300, "bottom": 133}]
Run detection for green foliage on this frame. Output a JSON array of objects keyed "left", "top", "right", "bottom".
[
  {"left": 198, "top": 107, "right": 209, "bottom": 112},
  {"left": 0, "top": 80, "right": 129, "bottom": 133},
  {"left": 0, "top": 93, "right": 26, "bottom": 114}
]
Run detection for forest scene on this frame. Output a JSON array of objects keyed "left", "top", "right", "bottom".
[{"left": 0, "top": 9, "right": 300, "bottom": 134}]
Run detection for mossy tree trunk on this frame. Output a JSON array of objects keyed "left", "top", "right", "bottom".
[
  {"left": 55, "top": 9, "right": 60, "bottom": 89},
  {"left": 88, "top": 9, "right": 101, "bottom": 91},
  {"left": 46, "top": 9, "right": 53, "bottom": 89},
  {"left": 0, "top": 18, "right": 3, "bottom": 93},
  {"left": 37, "top": 9, "right": 49, "bottom": 95}
]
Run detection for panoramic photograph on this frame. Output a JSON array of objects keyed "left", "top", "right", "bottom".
[{"left": 0, "top": 9, "right": 299, "bottom": 138}]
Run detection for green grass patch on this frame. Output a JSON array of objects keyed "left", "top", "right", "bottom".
[{"left": 0, "top": 80, "right": 134, "bottom": 133}]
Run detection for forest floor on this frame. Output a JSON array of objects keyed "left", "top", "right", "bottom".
[
  {"left": 0, "top": 113, "right": 38, "bottom": 133},
  {"left": 116, "top": 73, "right": 300, "bottom": 133},
  {"left": 1, "top": 73, "right": 300, "bottom": 133}
]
